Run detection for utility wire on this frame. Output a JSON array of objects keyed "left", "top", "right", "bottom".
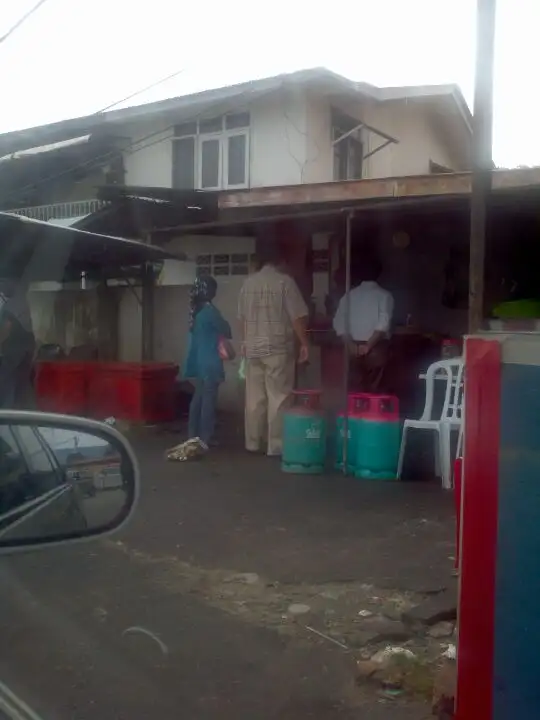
[
  {"left": 1, "top": 67, "right": 188, "bottom": 204},
  {"left": 0, "top": 0, "right": 50, "bottom": 46},
  {"left": 4, "top": 84, "right": 272, "bottom": 207},
  {"left": 96, "top": 68, "right": 186, "bottom": 114}
]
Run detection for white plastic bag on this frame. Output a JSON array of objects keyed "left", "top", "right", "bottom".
[{"left": 238, "top": 357, "right": 246, "bottom": 380}]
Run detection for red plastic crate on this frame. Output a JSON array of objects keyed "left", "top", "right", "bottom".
[
  {"left": 88, "top": 362, "right": 178, "bottom": 423},
  {"left": 35, "top": 361, "right": 94, "bottom": 416}
]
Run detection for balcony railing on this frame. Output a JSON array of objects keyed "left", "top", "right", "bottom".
[{"left": 6, "top": 199, "right": 108, "bottom": 223}]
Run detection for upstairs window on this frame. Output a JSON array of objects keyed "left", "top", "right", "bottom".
[
  {"left": 172, "top": 113, "right": 250, "bottom": 191},
  {"left": 332, "top": 109, "right": 363, "bottom": 181}
]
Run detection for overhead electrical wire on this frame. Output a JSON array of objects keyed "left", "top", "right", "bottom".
[
  {"left": 3, "top": 83, "right": 273, "bottom": 206},
  {"left": 1, "top": 67, "right": 192, "bottom": 204},
  {"left": 0, "top": 0, "right": 51, "bottom": 46},
  {"left": 96, "top": 68, "right": 186, "bottom": 114}
]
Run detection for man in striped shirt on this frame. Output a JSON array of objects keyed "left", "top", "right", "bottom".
[{"left": 238, "top": 244, "right": 309, "bottom": 456}]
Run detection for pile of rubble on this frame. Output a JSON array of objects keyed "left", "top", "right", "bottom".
[{"left": 350, "top": 590, "right": 458, "bottom": 717}]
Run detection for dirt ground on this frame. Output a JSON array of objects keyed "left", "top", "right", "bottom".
[{"left": 118, "top": 422, "right": 458, "bottom": 715}]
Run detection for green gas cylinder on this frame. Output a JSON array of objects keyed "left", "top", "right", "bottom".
[
  {"left": 282, "top": 390, "right": 327, "bottom": 474},
  {"left": 354, "top": 394, "right": 401, "bottom": 480},
  {"left": 335, "top": 394, "right": 365, "bottom": 473}
]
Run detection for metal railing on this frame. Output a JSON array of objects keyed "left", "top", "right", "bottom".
[{"left": 6, "top": 199, "right": 108, "bottom": 222}]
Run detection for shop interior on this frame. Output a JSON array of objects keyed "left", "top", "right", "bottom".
[{"left": 197, "top": 188, "right": 540, "bottom": 422}]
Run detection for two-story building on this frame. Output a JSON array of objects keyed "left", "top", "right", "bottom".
[
  {"left": 1, "top": 67, "right": 471, "bottom": 212},
  {"left": 0, "top": 67, "right": 473, "bottom": 409}
]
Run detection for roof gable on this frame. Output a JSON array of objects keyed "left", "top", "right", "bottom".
[{"left": 0, "top": 67, "right": 471, "bottom": 156}]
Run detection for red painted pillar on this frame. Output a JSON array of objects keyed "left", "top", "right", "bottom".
[{"left": 456, "top": 337, "right": 501, "bottom": 720}]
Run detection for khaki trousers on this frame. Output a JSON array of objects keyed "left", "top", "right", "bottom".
[{"left": 245, "top": 354, "right": 295, "bottom": 455}]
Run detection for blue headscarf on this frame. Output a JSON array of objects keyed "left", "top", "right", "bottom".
[{"left": 189, "top": 275, "right": 217, "bottom": 330}]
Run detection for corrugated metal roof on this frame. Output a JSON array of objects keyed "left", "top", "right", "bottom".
[
  {"left": 0, "top": 135, "right": 91, "bottom": 164},
  {"left": 0, "top": 212, "right": 185, "bottom": 281},
  {"left": 47, "top": 215, "right": 89, "bottom": 227}
]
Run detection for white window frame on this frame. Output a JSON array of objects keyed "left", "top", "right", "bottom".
[
  {"left": 197, "top": 133, "right": 222, "bottom": 191},
  {"left": 195, "top": 252, "right": 252, "bottom": 277},
  {"left": 172, "top": 114, "right": 250, "bottom": 191},
  {"left": 222, "top": 130, "right": 250, "bottom": 190}
]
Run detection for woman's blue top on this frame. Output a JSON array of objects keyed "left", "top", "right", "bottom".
[{"left": 183, "top": 304, "right": 232, "bottom": 382}]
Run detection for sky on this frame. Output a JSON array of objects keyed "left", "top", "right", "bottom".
[{"left": 0, "top": 0, "right": 537, "bottom": 167}]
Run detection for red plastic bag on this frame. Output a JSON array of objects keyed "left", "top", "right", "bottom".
[{"left": 218, "top": 337, "right": 236, "bottom": 361}]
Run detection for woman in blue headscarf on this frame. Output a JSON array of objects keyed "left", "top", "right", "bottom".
[{"left": 169, "top": 275, "right": 231, "bottom": 460}]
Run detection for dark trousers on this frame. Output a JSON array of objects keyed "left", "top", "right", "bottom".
[
  {"left": 188, "top": 378, "right": 220, "bottom": 446},
  {"left": 348, "top": 340, "right": 389, "bottom": 393}
]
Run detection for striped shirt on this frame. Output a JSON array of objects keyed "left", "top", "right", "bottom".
[{"left": 238, "top": 265, "right": 308, "bottom": 358}]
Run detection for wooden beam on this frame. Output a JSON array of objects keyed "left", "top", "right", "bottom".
[{"left": 219, "top": 167, "right": 540, "bottom": 211}]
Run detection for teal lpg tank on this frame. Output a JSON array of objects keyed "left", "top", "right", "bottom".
[
  {"left": 354, "top": 394, "right": 401, "bottom": 480},
  {"left": 282, "top": 390, "right": 327, "bottom": 474},
  {"left": 335, "top": 394, "right": 365, "bottom": 473}
]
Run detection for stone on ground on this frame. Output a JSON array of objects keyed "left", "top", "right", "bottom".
[
  {"left": 287, "top": 603, "right": 311, "bottom": 616},
  {"left": 402, "top": 591, "right": 457, "bottom": 627},
  {"left": 349, "top": 618, "right": 411, "bottom": 648},
  {"left": 428, "top": 621, "right": 455, "bottom": 639}
]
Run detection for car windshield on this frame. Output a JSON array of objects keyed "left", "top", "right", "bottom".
[{"left": 0, "top": 1, "right": 534, "bottom": 718}]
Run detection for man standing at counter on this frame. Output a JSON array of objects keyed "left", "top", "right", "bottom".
[
  {"left": 333, "top": 255, "right": 394, "bottom": 393},
  {"left": 238, "top": 243, "right": 309, "bottom": 456}
]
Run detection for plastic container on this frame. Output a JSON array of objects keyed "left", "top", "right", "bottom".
[
  {"left": 35, "top": 361, "right": 92, "bottom": 415},
  {"left": 335, "top": 393, "right": 365, "bottom": 473},
  {"left": 441, "top": 338, "right": 461, "bottom": 360},
  {"left": 88, "top": 362, "right": 178, "bottom": 423},
  {"left": 492, "top": 298, "right": 540, "bottom": 319},
  {"left": 282, "top": 390, "right": 327, "bottom": 474},
  {"left": 354, "top": 394, "right": 401, "bottom": 480}
]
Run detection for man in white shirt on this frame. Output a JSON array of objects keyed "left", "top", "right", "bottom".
[{"left": 333, "top": 255, "right": 394, "bottom": 392}]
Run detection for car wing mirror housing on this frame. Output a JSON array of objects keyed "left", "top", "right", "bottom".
[{"left": 0, "top": 411, "right": 139, "bottom": 553}]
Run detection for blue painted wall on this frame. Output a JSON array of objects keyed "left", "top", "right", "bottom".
[{"left": 494, "top": 363, "right": 540, "bottom": 718}]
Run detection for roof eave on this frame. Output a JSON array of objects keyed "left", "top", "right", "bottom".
[{"left": 376, "top": 83, "right": 472, "bottom": 134}]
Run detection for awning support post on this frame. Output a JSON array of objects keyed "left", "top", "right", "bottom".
[
  {"left": 468, "top": 0, "right": 497, "bottom": 333},
  {"left": 342, "top": 211, "right": 354, "bottom": 475},
  {"left": 141, "top": 261, "right": 155, "bottom": 362},
  {"left": 363, "top": 139, "right": 393, "bottom": 161}
]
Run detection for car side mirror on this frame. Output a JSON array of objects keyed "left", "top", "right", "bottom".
[{"left": 0, "top": 411, "right": 139, "bottom": 553}]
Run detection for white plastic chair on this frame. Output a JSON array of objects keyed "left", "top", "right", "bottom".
[{"left": 397, "top": 358, "right": 464, "bottom": 489}]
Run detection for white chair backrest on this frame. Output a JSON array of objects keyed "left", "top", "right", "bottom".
[
  {"left": 419, "top": 358, "right": 464, "bottom": 422},
  {"left": 441, "top": 358, "right": 464, "bottom": 423}
]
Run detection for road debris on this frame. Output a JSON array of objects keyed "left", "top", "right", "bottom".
[
  {"left": 402, "top": 591, "right": 457, "bottom": 627},
  {"left": 122, "top": 626, "right": 169, "bottom": 656},
  {"left": 371, "top": 646, "right": 416, "bottom": 664},
  {"left": 305, "top": 625, "right": 349, "bottom": 650},
  {"left": 224, "top": 572, "right": 260, "bottom": 585},
  {"left": 287, "top": 603, "right": 311, "bottom": 616},
  {"left": 432, "top": 645, "right": 456, "bottom": 717},
  {"left": 429, "top": 621, "right": 455, "bottom": 639}
]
